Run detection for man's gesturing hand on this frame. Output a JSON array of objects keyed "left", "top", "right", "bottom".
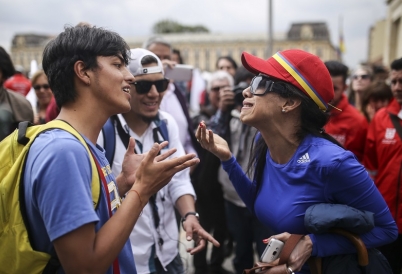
[{"left": 132, "top": 141, "right": 199, "bottom": 203}]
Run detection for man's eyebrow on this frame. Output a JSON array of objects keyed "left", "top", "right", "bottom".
[{"left": 112, "top": 54, "right": 124, "bottom": 62}]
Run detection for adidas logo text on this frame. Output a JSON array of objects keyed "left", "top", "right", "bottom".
[{"left": 297, "top": 152, "right": 310, "bottom": 163}]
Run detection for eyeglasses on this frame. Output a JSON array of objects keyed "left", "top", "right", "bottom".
[
  {"left": 210, "top": 85, "right": 229, "bottom": 92},
  {"left": 352, "top": 74, "right": 370, "bottom": 80},
  {"left": 33, "top": 84, "right": 50, "bottom": 91},
  {"left": 250, "top": 74, "right": 288, "bottom": 96},
  {"left": 132, "top": 79, "right": 169, "bottom": 94}
]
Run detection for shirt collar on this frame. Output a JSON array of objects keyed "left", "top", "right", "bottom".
[{"left": 116, "top": 113, "right": 168, "bottom": 133}]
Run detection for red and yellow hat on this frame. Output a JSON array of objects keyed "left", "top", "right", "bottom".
[{"left": 241, "top": 49, "right": 334, "bottom": 111}]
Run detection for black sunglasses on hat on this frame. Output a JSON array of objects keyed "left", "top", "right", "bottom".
[{"left": 132, "top": 79, "right": 169, "bottom": 94}]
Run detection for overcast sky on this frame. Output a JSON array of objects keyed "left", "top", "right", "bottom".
[{"left": 0, "top": 0, "right": 387, "bottom": 70}]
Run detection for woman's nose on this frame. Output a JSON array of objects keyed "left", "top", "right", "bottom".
[{"left": 242, "top": 86, "right": 252, "bottom": 98}]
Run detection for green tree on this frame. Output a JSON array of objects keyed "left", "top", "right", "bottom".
[{"left": 153, "top": 19, "right": 209, "bottom": 34}]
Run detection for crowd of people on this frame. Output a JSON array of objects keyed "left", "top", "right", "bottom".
[{"left": 0, "top": 24, "right": 401, "bottom": 274}]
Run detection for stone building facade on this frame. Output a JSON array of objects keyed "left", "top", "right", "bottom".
[
  {"left": 10, "top": 34, "right": 53, "bottom": 73},
  {"left": 126, "top": 22, "right": 339, "bottom": 72},
  {"left": 10, "top": 22, "right": 338, "bottom": 73},
  {"left": 368, "top": 0, "right": 402, "bottom": 66}
]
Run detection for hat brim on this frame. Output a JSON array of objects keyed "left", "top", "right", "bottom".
[{"left": 241, "top": 52, "right": 284, "bottom": 82}]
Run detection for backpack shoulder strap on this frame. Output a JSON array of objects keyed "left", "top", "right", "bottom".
[
  {"left": 153, "top": 113, "right": 169, "bottom": 145},
  {"left": 389, "top": 112, "right": 402, "bottom": 139},
  {"left": 159, "top": 120, "right": 169, "bottom": 144},
  {"left": 159, "top": 120, "right": 169, "bottom": 142},
  {"left": 41, "top": 120, "right": 101, "bottom": 208},
  {"left": 12, "top": 120, "right": 101, "bottom": 273},
  {"left": 102, "top": 116, "right": 116, "bottom": 167}
]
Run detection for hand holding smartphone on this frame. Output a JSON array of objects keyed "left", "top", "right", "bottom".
[{"left": 260, "top": 238, "right": 284, "bottom": 263}]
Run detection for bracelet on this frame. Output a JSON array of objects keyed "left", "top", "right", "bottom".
[
  {"left": 180, "top": 212, "right": 199, "bottom": 229},
  {"left": 128, "top": 189, "right": 143, "bottom": 205},
  {"left": 287, "top": 266, "right": 295, "bottom": 274}
]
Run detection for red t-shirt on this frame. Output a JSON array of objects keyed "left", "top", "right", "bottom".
[{"left": 4, "top": 73, "right": 31, "bottom": 96}]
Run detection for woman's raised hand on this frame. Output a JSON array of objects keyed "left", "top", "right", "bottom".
[{"left": 195, "top": 121, "right": 232, "bottom": 161}]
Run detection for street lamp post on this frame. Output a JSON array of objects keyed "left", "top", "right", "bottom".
[{"left": 267, "top": 0, "right": 273, "bottom": 58}]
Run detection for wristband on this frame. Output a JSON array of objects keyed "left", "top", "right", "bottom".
[
  {"left": 128, "top": 189, "right": 143, "bottom": 205},
  {"left": 181, "top": 212, "right": 199, "bottom": 229}
]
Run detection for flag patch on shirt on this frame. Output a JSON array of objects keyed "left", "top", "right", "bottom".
[{"left": 297, "top": 153, "right": 310, "bottom": 163}]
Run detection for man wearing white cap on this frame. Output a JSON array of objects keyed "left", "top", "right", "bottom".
[{"left": 98, "top": 48, "right": 219, "bottom": 274}]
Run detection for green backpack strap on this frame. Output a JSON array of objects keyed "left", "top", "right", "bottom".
[{"left": 39, "top": 120, "right": 101, "bottom": 208}]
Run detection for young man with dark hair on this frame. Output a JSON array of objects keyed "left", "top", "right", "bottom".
[
  {"left": 324, "top": 60, "right": 368, "bottom": 162},
  {"left": 22, "top": 25, "right": 198, "bottom": 273},
  {"left": 364, "top": 57, "right": 402, "bottom": 274}
]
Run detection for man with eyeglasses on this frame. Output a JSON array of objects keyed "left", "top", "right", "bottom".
[
  {"left": 98, "top": 48, "right": 219, "bottom": 274},
  {"left": 323, "top": 61, "right": 368, "bottom": 162},
  {"left": 363, "top": 57, "right": 402, "bottom": 274}
]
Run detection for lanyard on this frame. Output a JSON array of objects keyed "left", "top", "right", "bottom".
[
  {"left": 114, "top": 117, "right": 166, "bottom": 248},
  {"left": 90, "top": 150, "right": 121, "bottom": 274}
]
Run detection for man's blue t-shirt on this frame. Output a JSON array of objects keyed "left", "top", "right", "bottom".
[{"left": 23, "top": 129, "right": 136, "bottom": 274}]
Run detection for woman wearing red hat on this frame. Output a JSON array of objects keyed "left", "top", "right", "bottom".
[{"left": 196, "top": 49, "right": 397, "bottom": 274}]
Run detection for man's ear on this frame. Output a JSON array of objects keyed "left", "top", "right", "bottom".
[
  {"left": 73, "top": 60, "right": 91, "bottom": 86},
  {"left": 282, "top": 97, "right": 302, "bottom": 112},
  {"left": 343, "top": 83, "right": 348, "bottom": 92}
]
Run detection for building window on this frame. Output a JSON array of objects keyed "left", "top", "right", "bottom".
[
  {"left": 183, "top": 49, "right": 188, "bottom": 63},
  {"left": 316, "top": 47, "right": 323, "bottom": 58},
  {"left": 205, "top": 49, "right": 210, "bottom": 71},
  {"left": 216, "top": 48, "right": 221, "bottom": 57},
  {"left": 195, "top": 50, "right": 199, "bottom": 68}
]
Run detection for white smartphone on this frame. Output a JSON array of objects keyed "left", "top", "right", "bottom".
[
  {"left": 165, "top": 64, "right": 193, "bottom": 82},
  {"left": 260, "top": 238, "right": 285, "bottom": 263}
]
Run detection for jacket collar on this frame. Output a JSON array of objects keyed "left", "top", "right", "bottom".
[{"left": 386, "top": 99, "right": 401, "bottom": 116}]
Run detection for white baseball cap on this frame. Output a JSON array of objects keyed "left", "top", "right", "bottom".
[{"left": 128, "top": 48, "right": 164, "bottom": 76}]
